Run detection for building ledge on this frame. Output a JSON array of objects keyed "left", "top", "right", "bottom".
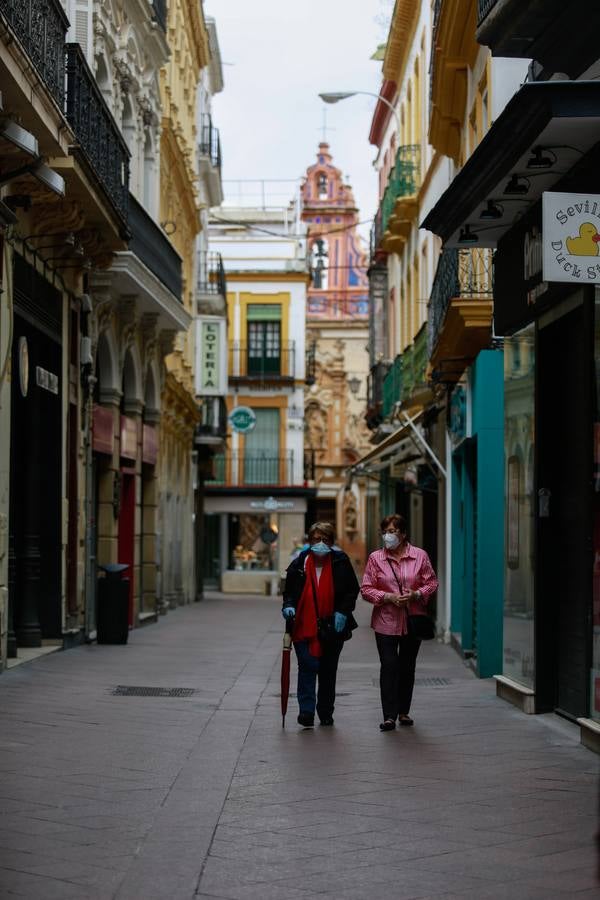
[
  {"left": 495, "top": 674, "right": 536, "bottom": 714},
  {"left": 577, "top": 717, "right": 600, "bottom": 755},
  {"left": 138, "top": 610, "right": 159, "bottom": 626},
  {"left": 430, "top": 298, "right": 493, "bottom": 382}
]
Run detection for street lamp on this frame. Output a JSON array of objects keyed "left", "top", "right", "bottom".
[{"left": 318, "top": 91, "right": 401, "bottom": 136}]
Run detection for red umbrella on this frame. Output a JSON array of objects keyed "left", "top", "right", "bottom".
[{"left": 281, "top": 619, "right": 294, "bottom": 728}]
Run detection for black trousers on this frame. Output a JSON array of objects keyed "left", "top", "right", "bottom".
[{"left": 375, "top": 632, "right": 421, "bottom": 721}]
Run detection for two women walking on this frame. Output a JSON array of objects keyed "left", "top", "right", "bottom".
[{"left": 282, "top": 515, "right": 437, "bottom": 730}]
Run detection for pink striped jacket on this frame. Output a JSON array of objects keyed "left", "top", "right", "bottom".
[{"left": 360, "top": 544, "right": 438, "bottom": 636}]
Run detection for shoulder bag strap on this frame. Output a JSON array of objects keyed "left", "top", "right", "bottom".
[{"left": 386, "top": 558, "right": 404, "bottom": 594}]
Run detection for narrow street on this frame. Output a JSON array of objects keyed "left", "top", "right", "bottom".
[{"left": 0, "top": 596, "right": 597, "bottom": 900}]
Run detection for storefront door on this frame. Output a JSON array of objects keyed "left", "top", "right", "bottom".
[{"left": 537, "top": 301, "right": 592, "bottom": 718}]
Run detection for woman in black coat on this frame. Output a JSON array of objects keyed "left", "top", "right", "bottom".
[{"left": 282, "top": 521, "right": 359, "bottom": 727}]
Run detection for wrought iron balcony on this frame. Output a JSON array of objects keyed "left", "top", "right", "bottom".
[
  {"left": 65, "top": 43, "right": 130, "bottom": 227},
  {"left": 476, "top": 0, "right": 599, "bottom": 79},
  {"left": 129, "top": 193, "right": 182, "bottom": 299},
  {"left": 370, "top": 209, "right": 384, "bottom": 260},
  {"left": 199, "top": 114, "right": 221, "bottom": 170},
  {"left": 207, "top": 451, "right": 295, "bottom": 487},
  {"left": 229, "top": 341, "right": 295, "bottom": 386},
  {"left": 380, "top": 144, "right": 420, "bottom": 238},
  {"left": 428, "top": 248, "right": 494, "bottom": 357},
  {"left": 477, "top": 0, "right": 497, "bottom": 22},
  {"left": 151, "top": 0, "right": 167, "bottom": 31},
  {"left": 366, "top": 360, "right": 391, "bottom": 430},
  {"left": 196, "top": 397, "right": 227, "bottom": 443},
  {"left": 382, "top": 355, "right": 402, "bottom": 420},
  {"left": 197, "top": 251, "right": 226, "bottom": 297},
  {"left": 401, "top": 324, "right": 428, "bottom": 403},
  {"left": 428, "top": 248, "right": 494, "bottom": 382},
  {"left": 0, "top": 0, "right": 69, "bottom": 107}
]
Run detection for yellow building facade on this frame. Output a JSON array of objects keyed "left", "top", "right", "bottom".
[{"left": 158, "top": 0, "right": 211, "bottom": 606}]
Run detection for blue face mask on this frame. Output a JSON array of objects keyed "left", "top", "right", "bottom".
[{"left": 310, "top": 541, "right": 331, "bottom": 557}]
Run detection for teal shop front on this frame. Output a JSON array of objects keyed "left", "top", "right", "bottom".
[{"left": 450, "top": 351, "right": 504, "bottom": 678}]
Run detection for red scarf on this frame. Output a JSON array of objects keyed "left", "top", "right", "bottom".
[{"left": 293, "top": 552, "right": 335, "bottom": 657}]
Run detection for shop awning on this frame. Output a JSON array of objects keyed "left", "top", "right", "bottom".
[
  {"left": 351, "top": 408, "right": 446, "bottom": 479},
  {"left": 421, "top": 81, "right": 600, "bottom": 248}
]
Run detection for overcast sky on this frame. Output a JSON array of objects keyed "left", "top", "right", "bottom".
[{"left": 208, "top": 0, "right": 392, "bottom": 239}]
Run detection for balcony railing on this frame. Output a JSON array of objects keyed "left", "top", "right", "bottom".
[
  {"left": 197, "top": 251, "right": 226, "bottom": 297},
  {"left": 197, "top": 397, "right": 227, "bottom": 442},
  {"left": 229, "top": 341, "right": 295, "bottom": 384},
  {"left": 0, "top": 0, "right": 69, "bottom": 108},
  {"left": 370, "top": 209, "right": 384, "bottom": 260},
  {"left": 428, "top": 248, "right": 494, "bottom": 357},
  {"left": 401, "top": 324, "right": 428, "bottom": 402},
  {"left": 199, "top": 114, "right": 221, "bottom": 170},
  {"left": 366, "top": 360, "right": 391, "bottom": 430},
  {"left": 477, "top": 0, "right": 498, "bottom": 24},
  {"left": 382, "top": 355, "right": 402, "bottom": 419},
  {"left": 151, "top": 0, "right": 167, "bottom": 31},
  {"left": 129, "top": 193, "right": 182, "bottom": 299},
  {"left": 380, "top": 144, "right": 420, "bottom": 238},
  {"left": 207, "top": 451, "right": 295, "bottom": 486},
  {"left": 65, "top": 43, "right": 130, "bottom": 227}
]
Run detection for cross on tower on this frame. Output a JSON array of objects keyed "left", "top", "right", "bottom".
[{"left": 319, "top": 107, "right": 335, "bottom": 143}]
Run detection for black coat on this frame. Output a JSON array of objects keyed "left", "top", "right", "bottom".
[{"left": 282, "top": 549, "right": 359, "bottom": 630}]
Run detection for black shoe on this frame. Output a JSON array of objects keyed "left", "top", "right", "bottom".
[
  {"left": 297, "top": 713, "right": 314, "bottom": 727},
  {"left": 398, "top": 715, "right": 414, "bottom": 727},
  {"left": 319, "top": 717, "right": 334, "bottom": 726},
  {"left": 379, "top": 719, "right": 396, "bottom": 732}
]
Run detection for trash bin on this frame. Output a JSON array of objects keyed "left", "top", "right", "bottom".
[{"left": 97, "top": 563, "right": 130, "bottom": 644}]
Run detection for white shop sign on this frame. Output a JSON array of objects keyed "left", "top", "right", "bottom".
[
  {"left": 543, "top": 191, "right": 600, "bottom": 284},
  {"left": 194, "top": 316, "right": 227, "bottom": 396}
]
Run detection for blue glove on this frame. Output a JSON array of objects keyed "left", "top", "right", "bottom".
[
  {"left": 334, "top": 612, "right": 347, "bottom": 633},
  {"left": 282, "top": 606, "right": 295, "bottom": 620}
]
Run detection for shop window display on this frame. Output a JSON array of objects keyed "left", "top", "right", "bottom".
[{"left": 229, "top": 514, "right": 278, "bottom": 571}]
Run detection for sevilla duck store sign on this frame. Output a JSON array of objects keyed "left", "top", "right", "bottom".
[{"left": 543, "top": 191, "right": 600, "bottom": 283}]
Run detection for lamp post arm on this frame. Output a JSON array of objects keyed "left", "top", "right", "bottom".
[{"left": 348, "top": 90, "right": 401, "bottom": 136}]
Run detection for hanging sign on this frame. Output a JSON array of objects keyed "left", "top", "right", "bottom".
[
  {"left": 543, "top": 191, "right": 600, "bottom": 284},
  {"left": 194, "top": 316, "right": 227, "bottom": 396},
  {"left": 228, "top": 406, "right": 256, "bottom": 433}
]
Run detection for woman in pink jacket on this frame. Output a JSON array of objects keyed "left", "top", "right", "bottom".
[{"left": 361, "top": 513, "right": 438, "bottom": 731}]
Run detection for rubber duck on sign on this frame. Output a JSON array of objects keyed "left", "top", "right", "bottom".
[{"left": 566, "top": 222, "right": 600, "bottom": 256}]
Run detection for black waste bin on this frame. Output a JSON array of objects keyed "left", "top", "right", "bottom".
[{"left": 97, "top": 563, "right": 130, "bottom": 644}]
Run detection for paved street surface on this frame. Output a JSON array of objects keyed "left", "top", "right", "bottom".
[{"left": 0, "top": 593, "right": 598, "bottom": 900}]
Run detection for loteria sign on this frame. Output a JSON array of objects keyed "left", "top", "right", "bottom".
[
  {"left": 543, "top": 191, "right": 600, "bottom": 284},
  {"left": 194, "top": 316, "right": 227, "bottom": 396}
]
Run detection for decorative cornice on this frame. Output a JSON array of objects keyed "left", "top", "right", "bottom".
[{"left": 383, "top": 0, "right": 420, "bottom": 85}]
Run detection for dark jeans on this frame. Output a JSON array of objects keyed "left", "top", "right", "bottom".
[
  {"left": 294, "top": 638, "right": 344, "bottom": 720},
  {"left": 375, "top": 632, "right": 421, "bottom": 721}
]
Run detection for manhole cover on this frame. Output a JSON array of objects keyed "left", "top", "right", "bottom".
[{"left": 111, "top": 686, "right": 197, "bottom": 697}]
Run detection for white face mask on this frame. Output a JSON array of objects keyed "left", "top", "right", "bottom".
[{"left": 383, "top": 533, "right": 400, "bottom": 550}]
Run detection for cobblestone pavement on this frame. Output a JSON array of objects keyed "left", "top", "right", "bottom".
[{"left": 0, "top": 593, "right": 598, "bottom": 900}]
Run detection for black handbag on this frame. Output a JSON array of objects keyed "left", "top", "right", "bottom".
[
  {"left": 386, "top": 559, "right": 435, "bottom": 641},
  {"left": 310, "top": 575, "right": 352, "bottom": 642}
]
